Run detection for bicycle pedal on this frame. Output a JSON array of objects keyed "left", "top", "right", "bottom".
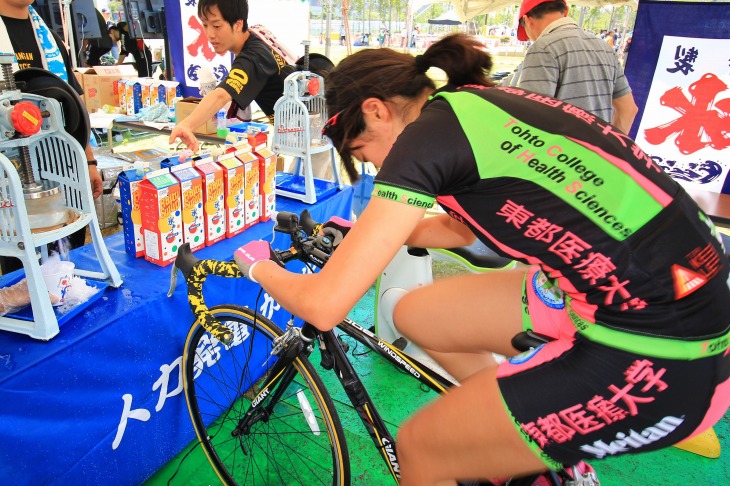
[{"left": 392, "top": 337, "right": 408, "bottom": 350}]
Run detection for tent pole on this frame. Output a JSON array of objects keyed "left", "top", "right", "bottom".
[
  {"left": 60, "top": 0, "right": 77, "bottom": 69},
  {"left": 324, "top": 0, "right": 332, "bottom": 59}
]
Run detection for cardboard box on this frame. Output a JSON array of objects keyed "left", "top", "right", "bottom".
[
  {"left": 175, "top": 97, "right": 217, "bottom": 135},
  {"left": 217, "top": 151, "right": 246, "bottom": 238},
  {"left": 140, "top": 169, "right": 183, "bottom": 266},
  {"left": 82, "top": 65, "right": 137, "bottom": 112},
  {"left": 194, "top": 158, "right": 226, "bottom": 245},
  {"left": 237, "top": 151, "right": 260, "bottom": 229},
  {"left": 255, "top": 147, "right": 276, "bottom": 222},
  {"left": 118, "top": 169, "right": 146, "bottom": 257},
  {"left": 170, "top": 163, "right": 205, "bottom": 252},
  {"left": 73, "top": 68, "right": 88, "bottom": 106}
]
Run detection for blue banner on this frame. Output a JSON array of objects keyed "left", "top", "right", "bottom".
[{"left": 0, "top": 188, "right": 353, "bottom": 485}]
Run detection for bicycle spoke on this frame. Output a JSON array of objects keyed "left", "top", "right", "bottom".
[{"left": 183, "top": 306, "right": 349, "bottom": 485}]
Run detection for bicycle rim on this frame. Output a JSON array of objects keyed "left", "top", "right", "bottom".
[{"left": 183, "top": 305, "right": 350, "bottom": 485}]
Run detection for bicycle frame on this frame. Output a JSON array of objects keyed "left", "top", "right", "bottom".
[
  {"left": 173, "top": 210, "right": 596, "bottom": 485},
  {"left": 240, "top": 315, "right": 456, "bottom": 483}
]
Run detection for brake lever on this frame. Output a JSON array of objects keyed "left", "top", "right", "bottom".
[{"left": 167, "top": 263, "right": 180, "bottom": 298}]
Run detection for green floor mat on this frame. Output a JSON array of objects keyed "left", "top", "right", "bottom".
[{"left": 145, "top": 285, "right": 730, "bottom": 486}]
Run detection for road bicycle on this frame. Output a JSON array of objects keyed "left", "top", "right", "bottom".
[{"left": 168, "top": 209, "right": 600, "bottom": 485}]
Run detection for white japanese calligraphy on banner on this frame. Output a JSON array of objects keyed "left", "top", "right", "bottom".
[
  {"left": 179, "top": 0, "right": 309, "bottom": 90},
  {"left": 635, "top": 36, "right": 730, "bottom": 194}
]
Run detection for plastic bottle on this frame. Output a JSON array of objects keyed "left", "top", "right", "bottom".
[{"left": 216, "top": 110, "right": 229, "bottom": 138}]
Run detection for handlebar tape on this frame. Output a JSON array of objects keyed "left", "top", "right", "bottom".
[{"left": 187, "top": 259, "right": 244, "bottom": 344}]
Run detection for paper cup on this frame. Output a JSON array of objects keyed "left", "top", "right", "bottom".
[
  {"left": 199, "top": 81, "right": 217, "bottom": 97},
  {"left": 41, "top": 261, "right": 75, "bottom": 306}
]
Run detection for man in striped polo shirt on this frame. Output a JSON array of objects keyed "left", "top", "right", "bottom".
[{"left": 506, "top": 0, "right": 638, "bottom": 134}]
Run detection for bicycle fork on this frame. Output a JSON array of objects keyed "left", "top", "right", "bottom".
[{"left": 233, "top": 321, "right": 315, "bottom": 439}]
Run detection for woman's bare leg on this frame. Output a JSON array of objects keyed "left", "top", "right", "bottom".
[
  {"left": 393, "top": 268, "right": 527, "bottom": 380},
  {"left": 397, "top": 365, "right": 549, "bottom": 485}
]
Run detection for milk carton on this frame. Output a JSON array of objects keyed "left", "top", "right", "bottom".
[
  {"left": 236, "top": 151, "right": 260, "bottom": 229},
  {"left": 170, "top": 162, "right": 205, "bottom": 252},
  {"left": 217, "top": 151, "right": 246, "bottom": 238},
  {"left": 125, "top": 78, "right": 143, "bottom": 115},
  {"left": 158, "top": 80, "right": 181, "bottom": 109},
  {"left": 254, "top": 147, "right": 276, "bottom": 222},
  {"left": 118, "top": 78, "right": 128, "bottom": 111},
  {"left": 139, "top": 78, "right": 155, "bottom": 108},
  {"left": 194, "top": 157, "right": 226, "bottom": 245},
  {"left": 118, "top": 168, "right": 145, "bottom": 257},
  {"left": 140, "top": 169, "right": 183, "bottom": 267}
]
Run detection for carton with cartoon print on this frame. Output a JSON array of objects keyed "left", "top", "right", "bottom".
[
  {"left": 236, "top": 150, "right": 260, "bottom": 229},
  {"left": 254, "top": 147, "right": 276, "bottom": 222},
  {"left": 194, "top": 157, "right": 227, "bottom": 245},
  {"left": 217, "top": 151, "right": 247, "bottom": 238},
  {"left": 140, "top": 169, "right": 183, "bottom": 266},
  {"left": 170, "top": 162, "right": 205, "bottom": 252},
  {"left": 118, "top": 169, "right": 145, "bottom": 257}
]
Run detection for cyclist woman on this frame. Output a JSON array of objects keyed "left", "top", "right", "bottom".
[{"left": 233, "top": 34, "right": 730, "bottom": 485}]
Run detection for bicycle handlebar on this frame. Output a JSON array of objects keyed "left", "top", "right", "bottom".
[{"left": 168, "top": 210, "right": 342, "bottom": 343}]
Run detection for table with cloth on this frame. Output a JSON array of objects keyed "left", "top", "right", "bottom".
[{"left": 0, "top": 187, "right": 353, "bottom": 485}]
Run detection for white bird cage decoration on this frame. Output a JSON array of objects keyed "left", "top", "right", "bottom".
[
  {"left": 272, "top": 68, "right": 343, "bottom": 204},
  {"left": 0, "top": 58, "right": 122, "bottom": 340}
]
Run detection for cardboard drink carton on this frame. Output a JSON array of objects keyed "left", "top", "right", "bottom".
[
  {"left": 158, "top": 80, "right": 181, "bottom": 109},
  {"left": 255, "top": 147, "right": 276, "bottom": 222},
  {"left": 236, "top": 151, "right": 260, "bottom": 229},
  {"left": 118, "top": 169, "right": 146, "bottom": 257},
  {"left": 139, "top": 79, "right": 155, "bottom": 108},
  {"left": 170, "top": 163, "right": 205, "bottom": 252},
  {"left": 217, "top": 151, "right": 246, "bottom": 238},
  {"left": 140, "top": 169, "right": 183, "bottom": 267},
  {"left": 194, "top": 158, "right": 227, "bottom": 245},
  {"left": 125, "top": 78, "right": 143, "bottom": 115}
]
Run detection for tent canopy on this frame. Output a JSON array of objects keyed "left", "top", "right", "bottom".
[
  {"left": 428, "top": 10, "right": 463, "bottom": 25},
  {"left": 411, "top": 0, "right": 638, "bottom": 22}
]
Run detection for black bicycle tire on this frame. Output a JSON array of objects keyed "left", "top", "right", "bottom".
[{"left": 182, "top": 304, "right": 350, "bottom": 485}]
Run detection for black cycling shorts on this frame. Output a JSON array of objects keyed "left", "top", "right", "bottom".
[{"left": 495, "top": 267, "right": 730, "bottom": 469}]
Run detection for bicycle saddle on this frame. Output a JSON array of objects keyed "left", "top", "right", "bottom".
[
  {"left": 441, "top": 239, "right": 514, "bottom": 270},
  {"left": 13, "top": 68, "right": 90, "bottom": 149}
]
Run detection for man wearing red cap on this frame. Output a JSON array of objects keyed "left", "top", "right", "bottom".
[{"left": 508, "top": 0, "right": 637, "bottom": 134}]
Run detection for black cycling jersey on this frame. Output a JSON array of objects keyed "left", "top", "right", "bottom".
[
  {"left": 374, "top": 85, "right": 730, "bottom": 351},
  {"left": 219, "top": 34, "right": 287, "bottom": 118}
]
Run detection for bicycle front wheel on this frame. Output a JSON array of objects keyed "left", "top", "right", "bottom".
[{"left": 183, "top": 305, "right": 350, "bottom": 485}]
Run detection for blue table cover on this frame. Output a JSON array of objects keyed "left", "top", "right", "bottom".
[{"left": 0, "top": 187, "right": 352, "bottom": 485}]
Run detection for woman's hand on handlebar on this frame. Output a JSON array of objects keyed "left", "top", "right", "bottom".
[
  {"left": 233, "top": 240, "right": 284, "bottom": 283},
  {"left": 321, "top": 216, "right": 353, "bottom": 245}
]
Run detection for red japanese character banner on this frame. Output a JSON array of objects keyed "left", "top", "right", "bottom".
[
  {"left": 625, "top": 1, "right": 730, "bottom": 194},
  {"left": 164, "top": 0, "right": 309, "bottom": 98}
]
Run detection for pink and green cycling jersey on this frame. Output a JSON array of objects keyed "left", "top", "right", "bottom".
[{"left": 373, "top": 85, "right": 730, "bottom": 359}]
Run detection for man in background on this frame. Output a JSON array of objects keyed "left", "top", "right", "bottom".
[
  {"left": 168, "top": 0, "right": 289, "bottom": 153},
  {"left": 101, "top": 7, "right": 119, "bottom": 59},
  {"left": 0, "top": 0, "right": 103, "bottom": 273},
  {"left": 83, "top": 8, "right": 113, "bottom": 66},
  {"left": 109, "top": 21, "right": 152, "bottom": 77},
  {"left": 507, "top": 0, "right": 638, "bottom": 133}
]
